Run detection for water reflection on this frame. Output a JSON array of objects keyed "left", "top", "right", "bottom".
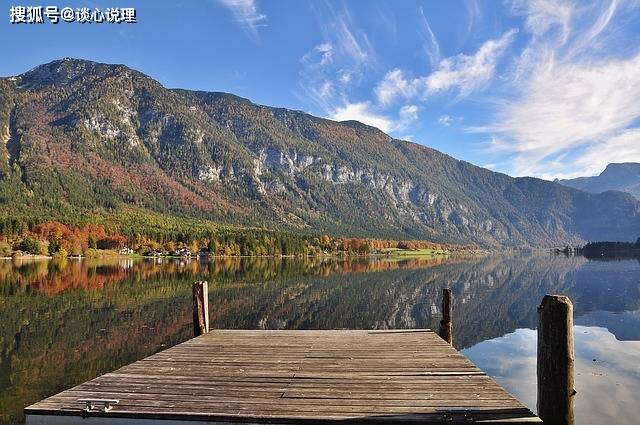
[
  {"left": 0, "top": 254, "right": 639, "bottom": 424},
  {"left": 0, "top": 255, "right": 452, "bottom": 295},
  {"left": 463, "top": 327, "right": 640, "bottom": 425}
]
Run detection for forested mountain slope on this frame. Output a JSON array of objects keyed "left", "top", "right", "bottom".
[{"left": 1, "top": 58, "right": 639, "bottom": 246}]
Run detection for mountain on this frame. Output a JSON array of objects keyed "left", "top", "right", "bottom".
[
  {"left": 558, "top": 163, "right": 640, "bottom": 200},
  {"left": 1, "top": 58, "right": 640, "bottom": 247}
]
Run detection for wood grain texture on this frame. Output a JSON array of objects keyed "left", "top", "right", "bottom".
[
  {"left": 192, "top": 281, "right": 209, "bottom": 337},
  {"left": 439, "top": 289, "right": 453, "bottom": 345},
  {"left": 25, "top": 329, "right": 540, "bottom": 424},
  {"left": 537, "top": 295, "right": 575, "bottom": 425}
]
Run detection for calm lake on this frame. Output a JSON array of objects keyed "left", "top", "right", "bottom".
[{"left": 1, "top": 254, "right": 639, "bottom": 424}]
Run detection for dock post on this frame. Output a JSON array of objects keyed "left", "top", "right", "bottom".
[
  {"left": 537, "top": 294, "right": 575, "bottom": 425},
  {"left": 439, "top": 288, "right": 453, "bottom": 345},
  {"left": 192, "top": 281, "right": 209, "bottom": 337}
]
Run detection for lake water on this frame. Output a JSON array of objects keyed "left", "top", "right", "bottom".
[{"left": 1, "top": 254, "right": 639, "bottom": 424}]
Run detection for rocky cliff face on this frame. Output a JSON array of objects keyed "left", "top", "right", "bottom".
[{"left": 2, "top": 58, "right": 640, "bottom": 246}]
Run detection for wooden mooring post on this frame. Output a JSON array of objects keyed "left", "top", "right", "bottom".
[
  {"left": 537, "top": 294, "right": 576, "bottom": 425},
  {"left": 192, "top": 281, "right": 209, "bottom": 337},
  {"left": 439, "top": 288, "right": 453, "bottom": 345}
]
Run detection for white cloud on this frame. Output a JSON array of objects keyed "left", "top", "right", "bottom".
[
  {"left": 304, "top": 26, "right": 516, "bottom": 140},
  {"left": 297, "top": 3, "right": 375, "bottom": 112},
  {"left": 328, "top": 102, "right": 419, "bottom": 134},
  {"left": 299, "top": 4, "right": 517, "bottom": 140},
  {"left": 418, "top": 7, "right": 441, "bottom": 69},
  {"left": 329, "top": 101, "right": 393, "bottom": 133},
  {"left": 399, "top": 105, "right": 419, "bottom": 121},
  {"left": 337, "top": 69, "right": 352, "bottom": 84},
  {"left": 425, "top": 29, "right": 517, "bottom": 96},
  {"left": 315, "top": 81, "right": 334, "bottom": 100},
  {"left": 482, "top": 47, "right": 640, "bottom": 177},
  {"left": 582, "top": 0, "right": 619, "bottom": 45},
  {"left": 313, "top": 2, "right": 375, "bottom": 71},
  {"left": 315, "top": 43, "right": 333, "bottom": 66},
  {"left": 374, "top": 69, "right": 418, "bottom": 106},
  {"left": 438, "top": 114, "right": 453, "bottom": 126},
  {"left": 373, "top": 30, "right": 516, "bottom": 106},
  {"left": 498, "top": 54, "right": 640, "bottom": 154},
  {"left": 397, "top": 104, "right": 420, "bottom": 130},
  {"left": 508, "top": 0, "right": 572, "bottom": 43},
  {"left": 472, "top": 0, "right": 640, "bottom": 178},
  {"left": 218, "top": 0, "right": 267, "bottom": 40},
  {"left": 575, "top": 128, "right": 640, "bottom": 176},
  {"left": 298, "top": 44, "right": 337, "bottom": 109},
  {"left": 464, "top": 0, "right": 482, "bottom": 41},
  {"left": 299, "top": 3, "right": 427, "bottom": 137},
  {"left": 332, "top": 16, "right": 373, "bottom": 68}
]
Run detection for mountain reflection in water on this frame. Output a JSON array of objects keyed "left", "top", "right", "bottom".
[{"left": 0, "top": 254, "right": 638, "bottom": 424}]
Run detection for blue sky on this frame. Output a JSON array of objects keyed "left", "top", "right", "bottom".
[{"left": 2, "top": 0, "right": 640, "bottom": 179}]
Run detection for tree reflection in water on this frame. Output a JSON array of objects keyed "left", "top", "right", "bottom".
[{"left": 1, "top": 254, "right": 639, "bottom": 424}]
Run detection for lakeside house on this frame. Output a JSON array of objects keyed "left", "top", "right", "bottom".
[
  {"left": 143, "top": 249, "right": 163, "bottom": 257},
  {"left": 172, "top": 248, "right": 192, "bottom": 257}
]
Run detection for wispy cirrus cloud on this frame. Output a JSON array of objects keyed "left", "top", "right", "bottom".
[
  {"left": 575, "top": 129, "right": 640, "bottom": 174},
  {"left": 508, "top": 0, "right": 572, "bottom": 44},
  {"left": 313, "top": 1, "right": 375, "bottom": 75},
  {"left": 476, "top": 0, "right": 640, "bottom": 178},
  {"left": 438, "top": 114, "right": 453, "bottom": 126},
  {"left": 372, "top": 29, "right": 516, "bottom": 107},
  {"left": 300, "top": 6, "right": 515, "bottom": 136},
  {"left": 297, "top": 2, "right": 375, "bottom": 112},
  {"left": 297, "top": 2, "right": 419, "bottom": 134},
  {"left": 293, "top": 0, "right": 640, "bottom": 179},
  {"left": 332, "top": 14, "right": 514, "bottom": 135},
  {"left": 425, "top": 29, "right": 517, "bottom": 96},
  {"left": 419, "top": 7, "right": 440, "bottom": 69},
  {"left": 218, "top": 0, "right": 267, "bottom": 40},
  {"left": 490, "top": 54, "right": 640, "bottom": 158},
  {"left": 298, "top": 43, "right": 337, "bottom": 108}
]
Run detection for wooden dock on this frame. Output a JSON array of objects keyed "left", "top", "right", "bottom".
[{"left": 25, "top": 329, "right": 540, "bottom": 424}]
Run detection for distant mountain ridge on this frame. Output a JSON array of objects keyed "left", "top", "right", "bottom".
[
  {"left": 1, "top": 58, "right": 640, "bottom": 246},
  {"left": 559, "top": 163, "right": 640, "bottom": 200}
]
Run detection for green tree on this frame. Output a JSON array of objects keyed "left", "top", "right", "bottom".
[
  {"left": 48, "top": 237, "right": 61, "bottom": 254},
  {"left": 0, "top": 241, "right": 11, "bottom": 257},
  {"left": 16, "top": 237, "right": 43, "bottom": 255}
]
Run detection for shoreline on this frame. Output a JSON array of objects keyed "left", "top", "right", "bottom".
[{"left": 0, "top": 249, "right": 487, "bottom": 261}]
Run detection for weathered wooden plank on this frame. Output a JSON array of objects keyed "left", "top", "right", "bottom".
[
  {"left": 25, "top": 329, "right": 539, "bottom": 424},
  {"left": 26, "top": 408, "right": 540, "bottom": 425},
  {"left": 37, "top": 393, "right": 526, "bottom": 409},
  {"left": 29, "top": 399, "right": 530, "bottom": 415}
]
